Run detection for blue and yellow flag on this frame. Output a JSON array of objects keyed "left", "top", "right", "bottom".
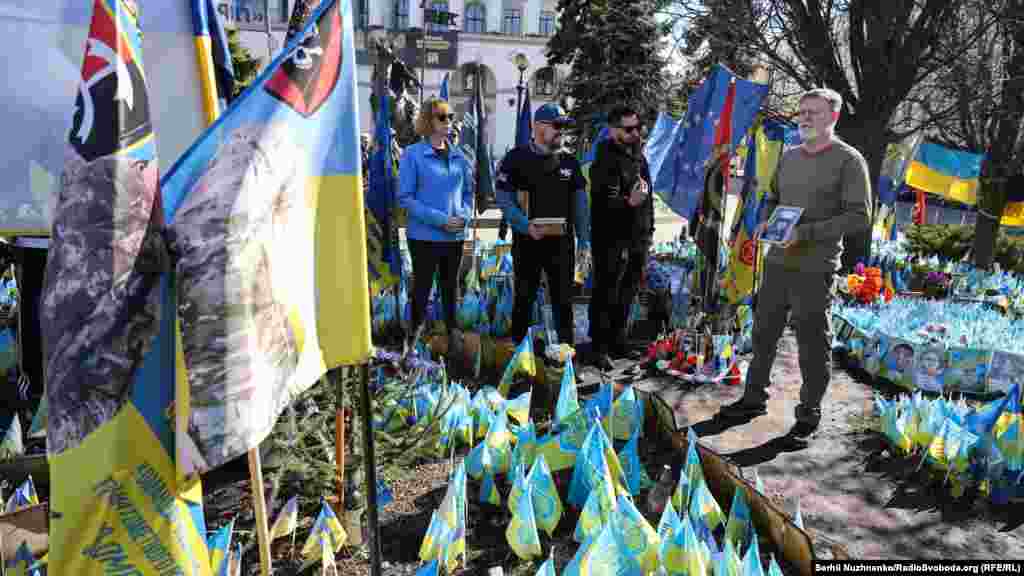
[
  {"left": 207, "top": 519, "right": 234, "bottom": 576},
  {"left": 506, "top": 389, "right": 532, "bottom": 426},
  {"left": 367, "top": 92, "right": 401, "bottom": 295},
  {"left": 42, "top": 1, "right": 211, "bottom": 573},
  {"left": 556, "top": 358, "right": 581, "bottom": 425},
  {"left": 535, "top": 556, "right": 556, "bottom": 576},
  {"left": 724, "top": 117, "right": 797, "bottom": 305},
  {"left": 301, "top": 501, "right": 347, "bottom": 563},
  {"left": 741, "top": 528, "right": 765, "bottom": 573},
  {"left": 191, "top": 0, "right": 235, "bottom": 122},
  {"left": 0, "top": 413, "right": 22, "bottom": 459},
  {"left": 161, "top": 0, "right": 371, "bottom": 471},
  {"left": 498, "top": 331, "right": 538, "bottom": 396},
  {"left": 528, "top": 455, "right": 563, "bottom": 537},
  {"left": 507, "top": 484, "right": 543, "bottom": 560},
  {"left": 4, "top": 541, "right": 34, "bottom": 576},
  {"left": 574, "top": 475, "right": 616, "bottom": 544},
  {"left": 904, "top": 141, "right": 983, "bottom": 205},
  {"left": 611, "top": 494, "right": 660, "bottom": 574},
  {"left": 3, "top": 475, "right": 38, "bottom": 514},
  {"left": 439, "top": 72, "right": 449, "bottom": 101},
  {"left": 725, "top": 487, "right": 752, "bottom": 553},
  {"left": 877, "top": 135, "right": 921, "bottom": 206},
  {"left": 269, "top": 495, "right": 299, "bottom": 540}
]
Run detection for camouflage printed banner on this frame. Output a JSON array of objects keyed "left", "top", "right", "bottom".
[{"left": 42, "top": 1, "right": 211, "bottom": 574}]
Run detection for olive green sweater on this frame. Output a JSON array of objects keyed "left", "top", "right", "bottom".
[{"left": 760, "top": 139, "right": 872, "bottom": 272}]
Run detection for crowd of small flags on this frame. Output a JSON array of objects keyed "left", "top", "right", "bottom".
[
  {"left": 874, "top": 383, "right": 1024, "bottom": 501},
  {"left": 2, "top": 474, "right": 45, "bottom": 575},
  {"left": 200, "top": 495, "right": 351, "bottom": 575},
  {"left": 0, "top": 398, "right": 47, "bottom": 460},
  {"left": 408, "top": 357, "right": 807, "bottom": 576}
]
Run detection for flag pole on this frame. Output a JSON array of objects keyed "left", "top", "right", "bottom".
[
  {"left": 361, "top": 363, "right": 383, "bottom": 576},
  {"left": 264, "top": 0, "right": 275, "bottom": 62},
  {"left": 193, "top": 0, "right": 220, "bottom": 127},
  {"left": 334, "top": 369, "right": 346, "bottom": 515},
  {"left": 248, "top": 448, "right": 274, "bottom": 576}
]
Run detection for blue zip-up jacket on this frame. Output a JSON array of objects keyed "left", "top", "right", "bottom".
[{"left": 398, "top": 139, "right": 474, "bottom": 242}]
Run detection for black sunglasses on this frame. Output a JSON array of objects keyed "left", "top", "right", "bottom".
[
  {"left": 618, "top": 124, "right": 642, "bottom": 134},
  {"left": 435, "top": 113, "right": 455, "bottom": 122}
]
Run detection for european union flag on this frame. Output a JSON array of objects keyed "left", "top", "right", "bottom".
[{"left": 666, "top": 65, "right": 768, "bottom": 219}]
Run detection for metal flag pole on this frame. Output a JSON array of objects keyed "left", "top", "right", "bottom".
[
  {"left": 264, "top": 0, "right": 275, "bottom": 63},
  {"left": 419, "top": 1, "right": 426, "bottom": 107},
  {"left": 360, "top": 363, "right": 383, "bottom": 576}
]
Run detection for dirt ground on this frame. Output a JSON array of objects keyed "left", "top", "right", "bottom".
[{"left": 628, "top": 329, "right": 1024, "bottom": 561}]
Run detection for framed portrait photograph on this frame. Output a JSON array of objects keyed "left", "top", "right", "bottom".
[
  {"left": 987, "top": 351, "right": 1024, "bottom": 396},
  {"left": 760, "top": 206, "right": 804, "bottom": 245},
  {"left": 913, "top": 346, "right": 947, "bottom": 393},
  {"left": 946, "top": 347, "right": 990, "bottom": 394},
  {"left": 880, "top": 338, "right": 916, "bottom": 390}
]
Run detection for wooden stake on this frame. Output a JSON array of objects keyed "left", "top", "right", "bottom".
[{"left": 248, "top": 448, "right": 273, "bottom": 576}]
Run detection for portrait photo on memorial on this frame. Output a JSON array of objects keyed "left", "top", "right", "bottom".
[{"left": 759, "top": 205, "right": 803, "bottom": 245}]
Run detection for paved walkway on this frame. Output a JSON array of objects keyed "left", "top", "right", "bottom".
[{"left": 617, "top": 330, "right": 1024, "bottom": 560}]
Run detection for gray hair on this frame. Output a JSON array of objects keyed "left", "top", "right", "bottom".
[{"left": 800, "top": 88, "right": 843, "bottom": 113}]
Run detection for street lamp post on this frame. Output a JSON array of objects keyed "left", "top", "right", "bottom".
[
  {"left": 513, "top": 53, "right": 530, "bottom": 141},
  {"left": 500, "top": 53, "right": 529, "bottom": 240}
]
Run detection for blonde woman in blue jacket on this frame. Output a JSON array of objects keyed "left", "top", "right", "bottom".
[{"left": 398, "top": 97, "right": 474, "bottom": 355}]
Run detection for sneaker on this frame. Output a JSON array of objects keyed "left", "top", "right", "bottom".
[{"left": 719, "top": 396, "right": 768, "bottom": 419}]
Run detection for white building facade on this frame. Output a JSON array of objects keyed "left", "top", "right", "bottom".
[{"left": 227, "top": 0, "right": 567, "bottom": 155}]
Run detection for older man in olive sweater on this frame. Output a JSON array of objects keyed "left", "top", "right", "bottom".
[{"left": 721, "top": 88, "right": 871, "bottom": 449}]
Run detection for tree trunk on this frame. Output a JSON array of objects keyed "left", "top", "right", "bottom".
[
  {"left": 973, "top": 160, "right": 1008, "bottom": 270},
  {"left": 838, "top": 120, "right": 887, "bottom": 271}
]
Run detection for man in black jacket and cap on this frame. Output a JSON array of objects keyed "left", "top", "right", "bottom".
[{"left": 587, "top": 104, "right": 654, "bottom": 371}]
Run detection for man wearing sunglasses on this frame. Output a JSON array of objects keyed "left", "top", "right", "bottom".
[
  {"left": 587, "top": 104, "right": 654, "bottom": 372},
  {"left": 496, "top": 103, "right": 590, "bottom": 380}
]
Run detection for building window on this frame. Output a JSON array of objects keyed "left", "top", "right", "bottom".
[
  {"left": 463, "top": 68, "right": 488, "bottom": 93},
  {"left": 393, "top": 0, "right": 409, "bottom": 29},
  {"left": 502, "top": 9, "right": 521, "bottom": 35},
  {"left": 464, "top": 3, "right": 486, "bottom": 33},
  {"left": 428, "top": 0, "right": 449, "bottom": 33},
  {"left": 356, "top": 0, "right": 369, "bottom": 29},
  {"left": 539, "top": 11, "right": 556, "bottom": 36},
  {"left": 535, "top": 68, "right": 555, "bottom": 97}
]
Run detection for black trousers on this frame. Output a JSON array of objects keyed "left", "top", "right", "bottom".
[
  {"left": 589, "top": 242, "right": 645, "bottom": 354},
  {"left": 408, "top": 239, "right": 463, "bottom": 335},
  {"left": 511, "top": 235, "right": 574, "bottom": 345}
]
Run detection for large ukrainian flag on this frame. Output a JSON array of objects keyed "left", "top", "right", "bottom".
[
  {"left": 162, "top": 0, "right": 370, "bottom": 471},
  {"left": 904, "top": 141, "right": 983, "bottom": 205}
]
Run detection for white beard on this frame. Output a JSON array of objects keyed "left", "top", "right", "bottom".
[{"left": 798, "top": 126, "right": 818, "bottom": 142}]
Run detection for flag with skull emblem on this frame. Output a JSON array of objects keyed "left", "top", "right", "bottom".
[{"left": 161, "top": 0, "right": 371, "bottom": 471}]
